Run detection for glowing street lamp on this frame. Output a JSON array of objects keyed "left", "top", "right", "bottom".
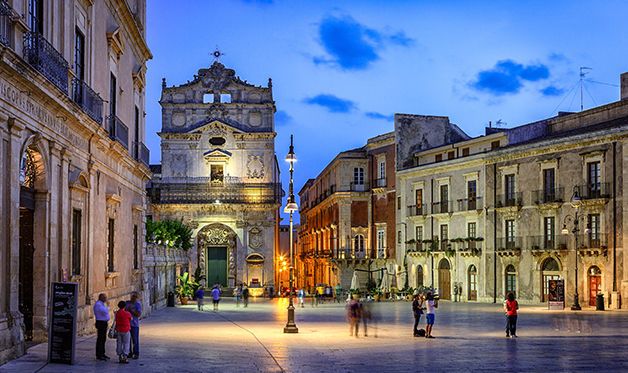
[
  {"left": 284, "top": 135, "right": 298, "bottom": 333},
  {"left": 561, "top": 187, "right": 590, "bottom": 311}
]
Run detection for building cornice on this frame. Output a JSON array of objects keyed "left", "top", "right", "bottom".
[{"left": 109, "top": 0, "right": 152, "bottom": 62}]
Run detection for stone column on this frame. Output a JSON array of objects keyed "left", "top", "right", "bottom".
[{"left": 7, "top": 118, "right": 24, "bottom": 314}]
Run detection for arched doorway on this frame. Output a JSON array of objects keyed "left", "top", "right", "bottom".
[
  {"left": 416, "top": 265, "right": 424, "bottom": 289},
  {"left": 468, "top": 265, "right": 477, "bottom": 301},
  {"left": 245, "top": 253, "right": 265, "bottom": 288},
  {"left": 505, "top": 264, "right": 517, "bottom": 297},
  {"left": 18, "top": 143, "right": 48, "bottom": 341},
  {"left": 197, "top": 223, "right": 237, "bottom": 288},
  {"left": 541, "top": 257, "right": 561, "bottom": 302},
  {"left": 588, "top": 266, "right": 602, "bottom": 306},
  {"left": 438, "top": 259, "right": 451, "bottom": 300}
]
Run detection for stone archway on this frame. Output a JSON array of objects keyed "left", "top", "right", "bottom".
[{"left": 197, "top": 223, "right": 237, "bottom": 287}]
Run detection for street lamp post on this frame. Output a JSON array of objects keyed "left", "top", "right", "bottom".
[
  {"left": 284, "top": 135, "right": 299, "bottom": 333},
  {"left": 561, "top": 187, "right": 590, "bottom": 311}
]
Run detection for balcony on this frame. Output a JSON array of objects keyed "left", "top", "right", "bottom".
[
  {"left": 496, "top": 237, "right": 522, "bottom": 256},
  {"left": 24, "top": 32, "right": 69, "bottom": 94},
  {"left": 0, "top": 0, "right": 12, "bottom": 47},
  {"left": 148, "top": 180, "right": 282, "bottom": 205},
  {"left": 107, "top": 115, "right": 129, "bottom": 149},
  {"left": 496, "top": 192, "right": 523, "bottom": 208},
  {"left": 529, "top": 235, "right": 568, "bottom": 254},
  {"left": 133, "top": 141, "right": 150, "bottom": 167},
  {"left": 374, "top": 178, "right": 387, "bottom": 188},
  {"left": 71, "top": 77, "right": 104, "bottom": 124},
  {"left": 532, "top": 188, "right": 564, "bottom": 205},
  {"left": 575, "top": 183, "right": 610, "bottom": 200},
  {"left": 576, "top": 233, "right": 608, "bottom": 249},
  {"left": 457, "top": 197, "right": 483, "bottom": 211},
  {"left": 350, "top": 182, "right": 369, "bottom": 192},
  {"left": 407, "top": 204, "right": 427, "bottom": 217},
  {"left": 432, "top": 200, "right": 452, "bottom": 214},
  {"left": 459, "top": 240, "right": 482, "bottom": 257}
]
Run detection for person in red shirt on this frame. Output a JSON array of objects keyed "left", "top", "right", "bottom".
[
  {"left": 115, "top": 301, "right": 132, "bottom": 363},
  {"left": 504, "top": 292, "right": 519, "bottom": 338}
]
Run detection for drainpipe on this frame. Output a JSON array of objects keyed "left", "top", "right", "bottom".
[
  {"left": 612, "top": 142, "right": 617, "bottom": 294},
  {"left": 493, "top": 163, "right": 497, "bottom": 303}
]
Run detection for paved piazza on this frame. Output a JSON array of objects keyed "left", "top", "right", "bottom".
[{"left": 2, "top": 299, "right": 627, "bottom": 373}]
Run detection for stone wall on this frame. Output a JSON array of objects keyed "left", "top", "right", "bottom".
[{"left": 142, "top": 244, "right": 190, "bottom": 314}]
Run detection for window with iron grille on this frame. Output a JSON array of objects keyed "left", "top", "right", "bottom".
[{"left": 71, "top": 209, "right": 82, "bottom": 275}]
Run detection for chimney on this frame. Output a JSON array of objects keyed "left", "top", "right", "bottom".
[{"left": 621, "top": 72, "right": 628, "bottom": 100}]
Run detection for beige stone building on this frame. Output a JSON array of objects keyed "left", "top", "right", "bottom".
[
  {"left": 0, "top": 0, "right": 151, "bottom": 363},
  {"left": 397, "top": 73, "right": 628, "bottom": 308},
  {"left": 147, "top": 61, "right": 282, "bottom": 294}
]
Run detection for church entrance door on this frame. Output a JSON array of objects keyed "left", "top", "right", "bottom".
[{"left": 206, "top": 246, "right": 228, "bottom": 287}]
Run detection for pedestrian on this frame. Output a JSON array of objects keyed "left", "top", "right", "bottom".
[
  {"left": 361, "top": 299, "right": 371, "bottom": 337},
  {"left": 195, "top": 286, "right": 205, "bottom": 311},
  {"left": 412, "top": 293, "right": 424, "bottom": 337},
  {"left": 297, "top": 288, "right": 305, "bottom": 308},
  {"left": 425, "top": 291, "right": 438, "bottom": 339},
  {"left": 211, "top": 285, "right": 221, "bottom": 311},
  {"left": 347, "top": 294, "right": 361, "bottom": 337},
  {"left": 234, "top": 284, "right": 242, "bottom": 307},
  {"left": 242, "top": 285, "right": 250, "bottom": 307},
  {"left": 115, "top": 300, "right": 132, "bottom": 364},
  {"left": 93, "top": 293, "right": 110, "bottom": 361},
  {"left": 504, "top": 292, "right": 519, "bottom": 338},
  {"left": 334, "top": 284, "right": 342, "bottom": 303},
  {"left": 125, "top": 292, "right": 142, "bottom": 360}
]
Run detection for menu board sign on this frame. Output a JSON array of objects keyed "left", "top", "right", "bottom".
[
  {"left": 48, "top": 282, "right": 78, "bottom": 365},
  {"left": 548, "top": 279, "right": 565, "bottom": 310}
]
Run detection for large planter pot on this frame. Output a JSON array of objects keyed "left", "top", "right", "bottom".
[
  {"left": 374, "top": 294, "right": 381, "bottom": 302},
  {"left": 179, "top": 297, "right": 189, "bottom": 305}
]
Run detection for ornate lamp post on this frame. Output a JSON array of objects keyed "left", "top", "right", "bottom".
[
  {"left": 284, "top": 135, "right": 299, "bottom": 333},
  {"left": 561, "top": 187, "right": 590, "bottom": 311}
]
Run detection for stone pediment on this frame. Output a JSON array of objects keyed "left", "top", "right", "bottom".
[
  {"left": 189, "top": 120, "right": 243, "bottom": 136},
  {"left": 203, "top": 148, "right": 232, "bottom": 162}
]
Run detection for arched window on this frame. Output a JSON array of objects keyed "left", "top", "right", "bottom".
[
  {"left": 541, "top": 257, "right": 561, "bottom": 302},
  {"left": 468, "top": 265, "right": 477, "bottom": 301},
  {"left": 542, "top": 257, "right": 560, "bottom": 271},
  {"left": 505, "top": 264, "right": 517, "bottom": 297},
  {"left": 416, "top": 265, "right": 424, "bottom": 288},
  {"left": 353, "top": 235, "right": 365, "bottom": 258}
]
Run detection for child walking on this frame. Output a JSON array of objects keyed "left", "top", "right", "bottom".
[{"left": 115, "top": 300, "right": 132, "bottom": 363}]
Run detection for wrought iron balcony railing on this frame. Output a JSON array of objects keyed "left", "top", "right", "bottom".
[
  {"left": 148, "top": 181, "right": 282, "bottom": 205},
  {"left": 574, "top": 182, "right": 610, "bottom": 199},
  {"left": 457, "top": 197, "right": 483, "bottom": 211},
  {"left": 0, "top": 0, "right": 12, "bottom": 47},
  {"left": 374, "top": 178, "right": 387, "bottom": 188},
  {"left": 528, "top": 235, "right": 568, "bottom": 251},
  {"left": 133, "top": 141, "right": 150, "bottom": 167},
  {"left": 496, "top": 192, "right": 523, "bottom": 208},
  {"left": 407, "top": 204, "right": 427, "bottom": 217},
  {"left": 532, "top": 187, "right": 564, "bottom": 204},
  {"left": 496, "top": 237, "right": 522, "bottom": 251},
  {"left": 71, "top": 77, "right": 104, "bottom": 124},
  {"left": 24, "top": 32, "right": 69, "bottom": 94},
  {"left": 575, "top": 233, "right": 608, "bottom": 249},
  {"left": 107, "top": 115, "right": 129, "bottom": 149},
  {"left": 432, "top": 200, "right": 452, "bottom": 214}
]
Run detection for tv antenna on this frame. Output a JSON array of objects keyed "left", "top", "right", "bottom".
[{"left": 579, "top": 67, "right": 592, "bottom": 111}]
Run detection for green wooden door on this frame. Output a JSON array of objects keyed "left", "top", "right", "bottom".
[{"left": 206, "top": 246, "right": 227, "bottom": 287}]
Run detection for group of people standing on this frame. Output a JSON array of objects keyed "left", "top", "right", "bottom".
[
  {"left": 194, "top": 283, "right": 251, "bottom": 311},
  {"left": 93, "top": 291, "right": 142, "bottom": 364},
  {"left": 346, "top": 295, "right": 377, "bottom": 337},
  {"left": 411, "top": 291, "right": 438, "bottom": 338}
]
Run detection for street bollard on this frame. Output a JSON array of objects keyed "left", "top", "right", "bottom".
[{"left": 596, "top": 293, "right": 605, "bottom": 311}]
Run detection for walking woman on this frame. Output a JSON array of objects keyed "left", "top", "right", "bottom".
[{"left": 504, "top": 292, "right": 519, "bottom": 338}]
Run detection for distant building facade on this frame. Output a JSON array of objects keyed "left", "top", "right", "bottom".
[
  {"left": 397, "top": 73, "right": 628, "bottom": 308},
  {"left": 147, "top": 61, "right": 281, "bottom": 293},
  {"left": 0, "top": 0, "right": 151, "bottom": 363},
  {"left": 297, "top": 133, "right": 398, "bottom": 291}
]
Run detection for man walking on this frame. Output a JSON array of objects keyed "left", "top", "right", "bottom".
[
  {"left": 211, "top": 285, "right": 222, "bottom": 311},
  {"left": 195, "top": 286, "right": 205, "bottom": 311},
  {"left": 126, "top": 292, "right": 142, "bottom": 359},
  {"left": 242, "top": 285, "right": 249, "bottom": 308},
  {"left": 94, "top": 293, "right": 110, "bottom": 361}
]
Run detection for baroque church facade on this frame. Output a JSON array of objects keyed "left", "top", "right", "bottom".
[{"left": 148, "top": 61, "right": 281, "bottom": 292}]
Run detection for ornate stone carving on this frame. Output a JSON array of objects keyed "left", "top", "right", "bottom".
[
  {"left": 208, "top": 103, "right": 228, "bottom": 119},
  {"left": 199, "top": 62, "right": 235, "bottom": 91},
  {"left": 171, "top": 154, "right": 187, "bottom": 177},
  {"left": 249, "top": 227, "right": 264, "bottom": 249},
  {"left": 247, "top": 155, "right": 264, "bottom": 179}
]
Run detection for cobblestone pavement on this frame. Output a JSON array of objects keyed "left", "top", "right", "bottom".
[{"left": 2, "top": 298, "right": 628, "bottom": 373}]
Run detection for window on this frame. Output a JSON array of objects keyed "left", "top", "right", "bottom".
[
  {"left": 353, "top": 167, "right": 364, "bottom": 185},
  {"left": 467, "top": 180, "right": 477, "bottom": 209},
  {"left": 377, "top": 229, "right": 386, "bottom": 258},
  {"left": 210, "top": 164, "right": 224, "bottom": 184},
  {"left": 203, "top": 93, "right": 214, "bottom": 103},
  {"left": 377, "top": 159, "right": 386, "bottom": 187},
  {"left": 544, "top": 217, "right": 555, "bottom": 249},
  {"left": 109, "top": 73, "right": 117, "bottom": 118},
  {"left": 74, "top": 28, "right": 85, "bottom": 81},
  {"left": 439, "top": 184, "right": 449, "bottom": 213},
  {"left": 543, "top": 169, "right": 555, "bottom": 200},
  {"left": 435, "top": 154, "right": 442, "bottom": 162},
  {"left": 397, "top": 230, "right": 402, "bottom": 244},
  {"left": 587, "top": 161, "right": 601, "bottom": 196},
  {"left": 353, "top": 235, "right": 365, "bottom": 258},
  {"left": 133, "top": 224, "right": 139, "bottom": 270},
  {"left": 71, "top": 209, "right": 82, "bottom": 275},
  {"left": 447, "top": 151, "right": 454, "bottom": 160},
  {"left": 505, "top": 220, "right": 515, "bottom": 243},
  {"left": 491, "top": 140, "right": 500, "bottom": 150},
  {"left": 588, "top": 214, "right": 600, "bottom": 245},
  {"left": 416, "top": 226, "right": 423, "bottom": 241},
  {"left": 107, "top": 218, "right": 115, "bottom": 272},
  {"left": 415, "top": 189, "right": 423, "bottom": 211},
  {"left": 462, "top": 147, "right": 470, "bottom": 156},
  {"left": 28, "top": 0, "right": 44, "bottom": 33},
  {"left": 505, "top": 174, "right": 515, "bottom": 203},
  {"left": 440, "top": 224, "right": 448, "bottom": 250},
  {"left": 220, "top": 93, "right": 232, "bottom": 103},
  {"left": 505, "top": 265, "right": 516, "bottom": 297},
  {"left": 467, "top": 222, "right": 476, "bottom": 238},
  {"left": 397, "top": 196, "right": 401, "bottom": 210}
]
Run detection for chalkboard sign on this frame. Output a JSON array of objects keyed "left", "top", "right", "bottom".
[{"left": 48, "top": 282, "right": 78, "bottom": 365}]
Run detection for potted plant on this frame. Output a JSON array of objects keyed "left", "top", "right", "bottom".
[{"left": 175, "top": 272, "right": 198, "bottom": 305}]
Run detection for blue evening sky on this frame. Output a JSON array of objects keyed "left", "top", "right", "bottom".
[{"left": 145, "top": 0, "right": 628, "bottom": 222}]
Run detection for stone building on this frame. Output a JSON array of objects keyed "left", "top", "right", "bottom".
[
  {"left": 297, "top": 133, "right": 398, "bottom": 291},
  {"left": 147, "top": 61, "right": 282, "bottom": 295},
  {"left": 0, "top": 0, "right": 151, "bottom": 363},
  {"left": 397, "top": 73, "right": 628, "bottom": 308}
]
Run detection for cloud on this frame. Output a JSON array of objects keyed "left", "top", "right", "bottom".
[
  {"left": 315, "top": 15, "right": 414, "bottom": 70},
  {"left": 469, "top": 59, "right": 550, "bottom": 95},
  {"left": 540, "top": 85, "right": 565, "bottom": 96},
  {"left": 275, "top": 110, "right": 292, "bottom": 126},
  {"left": 304, "top": 94, "right": 356, "bottom": 113},
  {"left": 365, "top": 112, "right": 394, "bottom": 121}
]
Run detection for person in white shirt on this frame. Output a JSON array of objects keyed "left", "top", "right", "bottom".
[
  {"left": 93, "top": 293, "right": 110, "bottom": 360},
  {"left": 425, "top": 291, "right": 438, "bottom": 339}
]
